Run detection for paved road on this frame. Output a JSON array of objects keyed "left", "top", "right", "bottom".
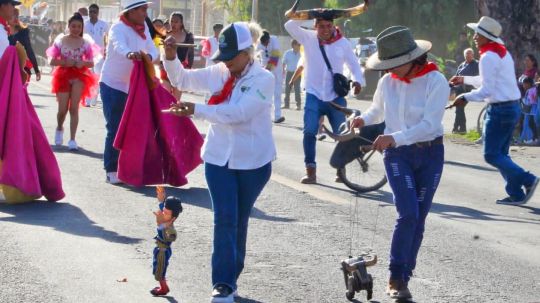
[{"left": 1, "top": 74, "right": 539, "bottom": 303}]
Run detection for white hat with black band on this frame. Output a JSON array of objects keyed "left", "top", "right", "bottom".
[
  {"left": 467, "top": 16, "right": 504, "bottom": 45},
  {"left": 120, "top": 0, "right": 152, "bottom": 15}
]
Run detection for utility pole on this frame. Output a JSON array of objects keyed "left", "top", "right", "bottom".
[{"left": 251, "top": 0, "right": 258, "bottom": 21}]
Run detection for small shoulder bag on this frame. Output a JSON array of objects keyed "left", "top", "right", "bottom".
[{"left": 319, "top": 44, "right": 352, "bottom": 97}]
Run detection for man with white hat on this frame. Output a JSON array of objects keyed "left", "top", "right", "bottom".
[
  {"left": 0, "top": 0, "right": 20, "bottom": 58},
  {"left": 352, "top": 26, "right": 449, "bottom": 301},
  {"left": 449, "top": 16, "right": 539, "bottom": 205},
  {"left": 99, "top": 0, "right": 158, "bottom": 184}
]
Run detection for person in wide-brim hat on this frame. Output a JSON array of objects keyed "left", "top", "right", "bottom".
[
  {"left": 466, "top": 16, "right": 504, "bottom": 45},
  {"left": 366, "top": 25, "right": 431, "bottom": 71},
  {"left": 353, "top": 25, "right": 449, "bottom": 301}
]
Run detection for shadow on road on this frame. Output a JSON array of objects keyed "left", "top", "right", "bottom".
[
  {"left": 159, "top": 296, "right": 179, "bottom": 303},
  {"left": 235, "top": 297, "right": 265, "bottom": 303},
  {"left": 126, "top": 186, "right": 296, "bottom": 223},
  {"left": 515, "top": 204, "right": 540, "bottom": 216},
  {"left": 431, "top": 202, "right": 540, "bottom": 224},
  {"left": 0, "top": 201, "right": 142, "bottom": 244},
  {"left": 444, "top": 160, "right": 497, "bottom": 172},
  {"left": 51, "top": 145, "right": 103, "bottom": 160}
]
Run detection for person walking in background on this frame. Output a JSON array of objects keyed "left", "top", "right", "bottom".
[
  {"left": 99, "top": 0, "right": 158, "bottom": 184},
  {"left": 163, "top": 22, "right": 275, "bottom": 303},
  {"left": 282, "top": 39, "right": 302, "bottom": 110},
  {"left": 449, "top": 16, "right": 539, "bottom": 205},
  {"left": 518, "top": 54, "right": 538, "bottom": 94},
  {"left": 451, "top": 48, "right": 478, "bottom": 134},
  {"left": 519, "top": 77, "right": 538, "bottom": 144},
  {"left": 84, "top": 3, "right": 108, "bottom": 106},
  {"left": 257, "top": 30, "right": 285, "bottom": 123},
  {"left": 352, "top": 26, "right": 449, "bottom": 301},
  {"left": 8, "top": 7, "right": 41, "bottom": 82},
  {"left": 285, "top": 12, "right": 364, "bottom": 184},
  {"left": 202, "top": 23, "right": 223, "bottom": 67},
  {"left": 47, "top": 12, "right": 99, "bottom": 151},
  {"left": 165, "top": 12, "right": 194, "bottom": 100}
]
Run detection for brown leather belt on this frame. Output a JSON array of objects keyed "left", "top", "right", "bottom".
[{"left": 414, "top": 136, "right": 443, "bottom": 148}]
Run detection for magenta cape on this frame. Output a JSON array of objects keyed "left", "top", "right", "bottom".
[
  {"left": 0, "top": 47, "right": 65, "bottom": 201},
  {"left": 113, "top": 61, "right": 203, "bottom": 187}
]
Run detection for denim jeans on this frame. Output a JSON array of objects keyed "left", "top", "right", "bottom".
[
  {"left": 303, "top": 93, "right": 346, "bottom": 166},
  {"left": 383, "top": 144, "right": 444, "bottom": 281},
  {"left": 205, "top": 161, "right": 272, "bottom": 290},
  {"left": 100, "top": 82, "right": 128, "bottom": 173},
  {"left": 483, "top": 101, "right": 536, "bottom": 200}
]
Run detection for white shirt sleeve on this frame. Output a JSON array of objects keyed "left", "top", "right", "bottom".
[
  {"left": 391, "top": 76, "right": 450, "bottom": 146},
  {"left": 0, "top": 29, "right": 8, "bottom": 59},
  {"left": 163, "top": 57, "right": 224, "bottom": 93},
  {"left": 284, "top": 20, "right": 312, "bottom": 45},
  {"left": 194, "top": 73, "right": 274, "bottom": 125},
  {"left": 109, "top": 26, "right": 132, "bottom": 58},
  {"left": 463, "top": 53, "right": 498, "bottom": 102},
  {"left": 360, "top": 77, "right": 385, "bottom": 125},
  {"left": 463, "top": 75, "right": 482, "bottom": 89},
  {"left": 343, "top": 43, "right": 365, "bottom": 86}
]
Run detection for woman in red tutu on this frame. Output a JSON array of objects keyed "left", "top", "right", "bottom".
[{"left": 46, "top": 12, "right": 99, "bottom": 151}]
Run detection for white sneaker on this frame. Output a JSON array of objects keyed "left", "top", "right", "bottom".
[
  {"left": 54, "top": 129, "right": 63, "bottom": 146},
  {"left": 106, "top": 172, "right": 122, "bottom": 184},
  {"left": 67, "top": 140, "right": 78, "bottom": 151}
]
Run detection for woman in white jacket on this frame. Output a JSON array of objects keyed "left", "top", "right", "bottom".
[{"left": 163, "top": 22, "right": 276, "bottom": 303}]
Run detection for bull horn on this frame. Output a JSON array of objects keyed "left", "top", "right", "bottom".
[
  {"left": 285, "top": 0, "right": 369, "bottom": 20},
  {"left": 322, "top": 125, "right": 357, "bottom": 142},
  {"left": 329, "top": 101, "right": 356, "bottom": 117},
  {"left": 364, "top": 254, "right": 377, "bottom": 267}
]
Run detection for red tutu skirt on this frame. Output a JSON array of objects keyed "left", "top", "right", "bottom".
[{"left": 51, "top": 66, "right": 99, "bottom": 104}]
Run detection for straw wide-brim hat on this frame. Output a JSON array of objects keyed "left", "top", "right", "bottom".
[
  {"left": 366, "top": 26, "right": 432, "bottom": 71},
  {"left": 119, "top": 0, "right": 152, "bottom": 14},
  {"left": 467, "top": 16, "right": 504, "bottom": 45}
]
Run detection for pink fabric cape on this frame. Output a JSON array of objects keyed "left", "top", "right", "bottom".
[
  {"left": 0, "top": 46, "right": 65, "bottom": 201},
  {"left": 113, "top": 61, "right": 203, "bottom": 187}
]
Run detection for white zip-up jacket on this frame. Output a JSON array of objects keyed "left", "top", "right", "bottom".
[{"left": 163, "top": 58, "right": 277, "bottom": 169}]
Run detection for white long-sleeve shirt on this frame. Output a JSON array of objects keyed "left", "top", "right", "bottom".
[
  {"left": 0, "top": 26, "right": 8, "bottom": 59},
  {"left": 84, "top": 19, "right": 109, "bottom": 50},
  {"left": 163, "top": 58, "right": 277, "bottom": 169},
  {"left": 463, "top": 51, "right": 521, "bottom": 103},
  {"left": 284, "top": 20, "right": 365, "bottom": 101},
  {"left": 360, "top": 71, "right": 450, "bottom": 147},
  {"left": 204, "top": 36, "right": 218, "bottom": 67},
  {"left": 100, "top": 21, "right": 158, "bottom": 93}
]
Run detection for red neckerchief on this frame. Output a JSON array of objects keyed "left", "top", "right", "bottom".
[
  {"left": 391, "top": 62, "right": 439, "bottom": 84},
  {"left": 479, "top": 41, "right": 507, "bottom": 58},
  {"left": 208, "top": 75, "right": 236, "bottom": 105},
  {"left": 319, "top": 27, "right": 343, "bottom": 45},
  {"left": 120, "top": 15, "right": 146, "bottom": 39},
  {"left": 0, "top": 16, "right": 10, "bottom": 35}
]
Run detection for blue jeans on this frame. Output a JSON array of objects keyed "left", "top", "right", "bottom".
[
  {"left": 483, "top": 101, "right": 536, "bottom": 200},
  {"left": 383, "top": 144, "right": 444, "bottom": 281},
  {"left": 100, "top": 82, "right": 128, "bottom": 173},
  {"left": 205, "top": 162, "right": 272, "bottom": 290},
  {"left": 303, "top": 93, "right": 346, "bottom": 166}
]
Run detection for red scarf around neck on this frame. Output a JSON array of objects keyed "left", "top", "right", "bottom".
[
  {"left": 319, "top": 27, "right": 343, "bottom": 45},
  {"left": 208, "top": 75, "right": 236, "bottom": 105},
  {"left": 391, "top": 62, "right": 439, "bottom": 84},
  {"left": 120, "top": 15, "right": 146, "bottom": 39},
  {"left": 479, "top": 41, "right": 507, "bottom": 58},
  {"left": 0, "top": 16, "right": 10, "bottom": 35}
]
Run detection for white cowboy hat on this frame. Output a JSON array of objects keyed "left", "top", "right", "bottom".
[
  {"left": 467, "top": 16, "right": 504, "bottom": 45},
  {"left": 119, "top": 0, "right": 152, "bottom": 14},
  {"left": 366, "top": 26, "right": 431, "bottom": 71}
]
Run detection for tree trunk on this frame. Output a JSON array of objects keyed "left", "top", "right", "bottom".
[{"left": 475, "top": 0, "right": 540, "bottom": 74}]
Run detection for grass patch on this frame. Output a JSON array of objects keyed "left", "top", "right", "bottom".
[{"left": 446, "top": 130, "right": 481, "bottom": 142}]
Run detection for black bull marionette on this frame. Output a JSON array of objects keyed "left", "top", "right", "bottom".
[{"left": 285, "top": 0, "right": 369, "bottom": 20}]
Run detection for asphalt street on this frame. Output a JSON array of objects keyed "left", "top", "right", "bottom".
[{"left": 0, "top": 73, "right": 539, "bottom": 303}]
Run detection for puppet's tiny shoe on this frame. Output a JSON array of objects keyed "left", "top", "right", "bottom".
[{"left": 150, "top": 280, "right": 170, "bottom": 296}]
